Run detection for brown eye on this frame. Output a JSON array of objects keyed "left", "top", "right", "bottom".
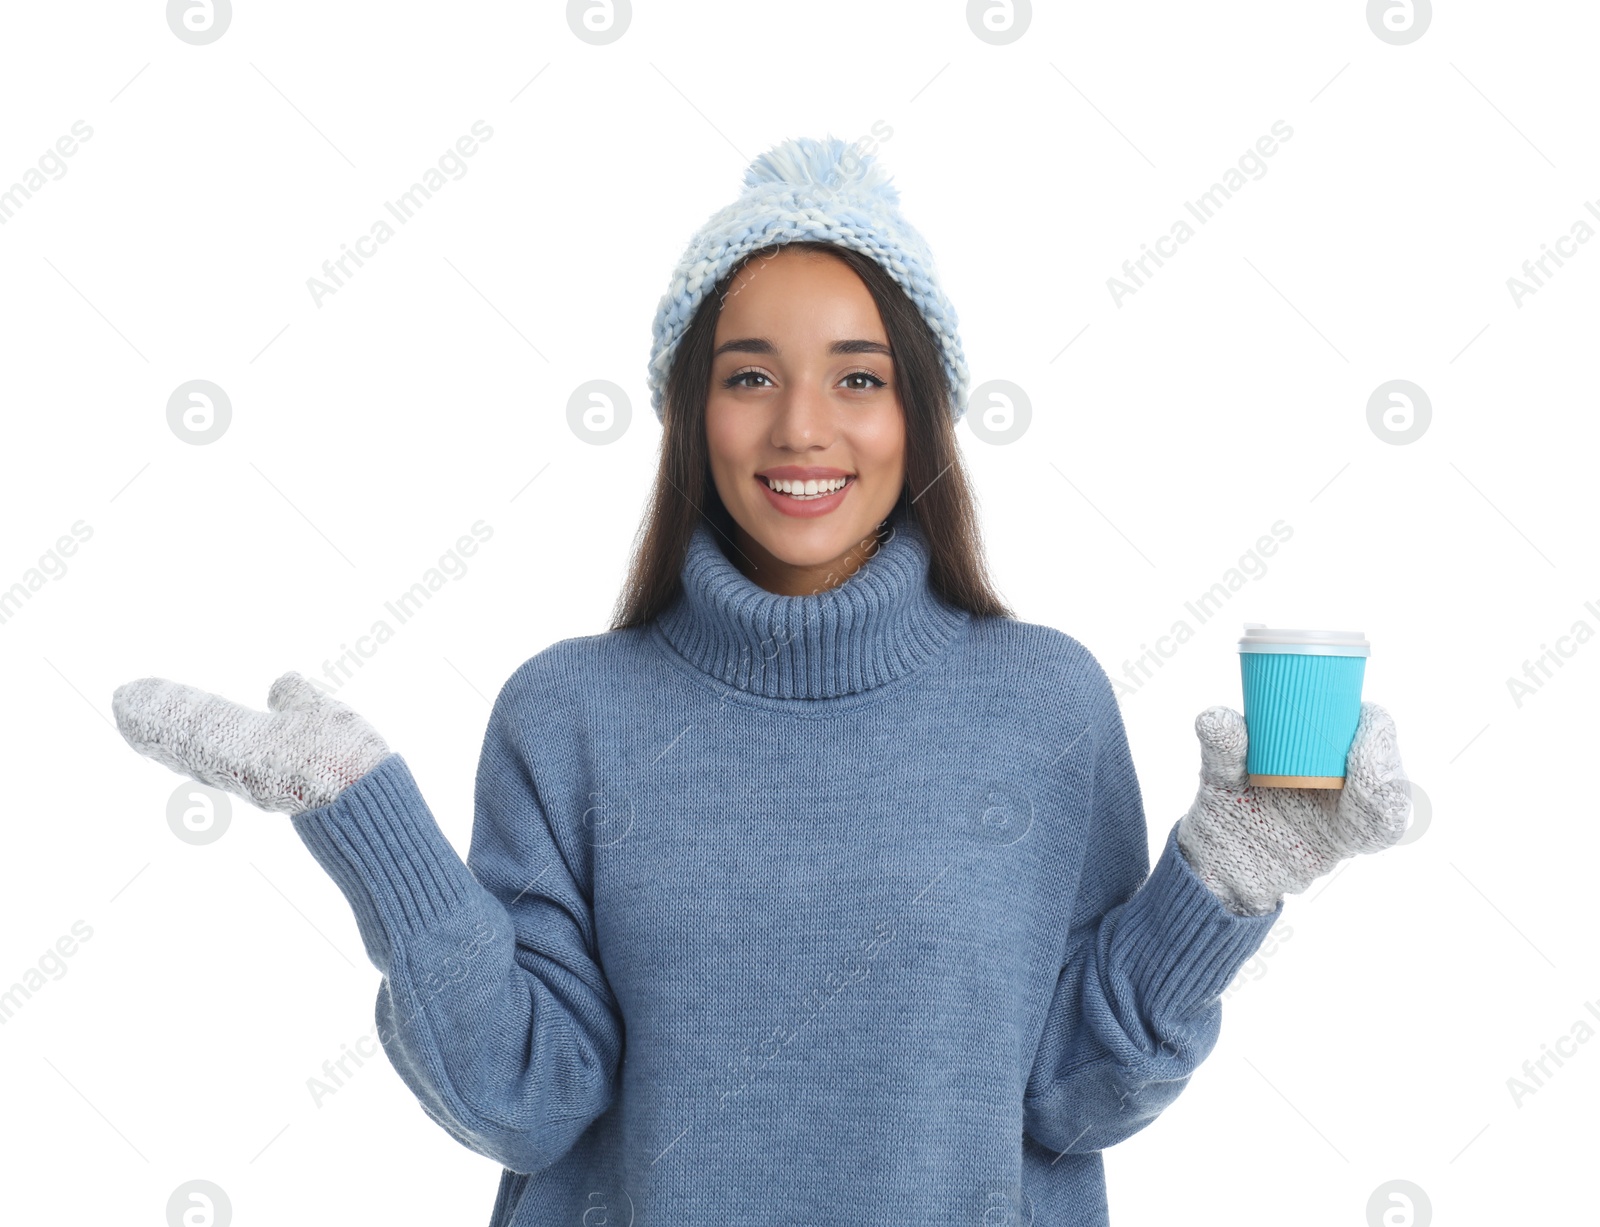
[{"left": 841, "top": 370, "right": 887, "bottom": 391}]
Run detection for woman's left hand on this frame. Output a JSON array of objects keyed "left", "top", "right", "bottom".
[{"left": 1175, "top": 701, "right": 1412, "bottom": 916}]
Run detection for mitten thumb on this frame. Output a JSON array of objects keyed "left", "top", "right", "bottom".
[
  {"left": 267, "top": 671, "right": 331, "bottom": 713},
  {"left": 1195, "top": 705, "right": 1249, "bottom": 790}
]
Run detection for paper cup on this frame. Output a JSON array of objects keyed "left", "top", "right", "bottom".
[{"left": 1237, "top": 624, "right": 1368, "bottom": 788}]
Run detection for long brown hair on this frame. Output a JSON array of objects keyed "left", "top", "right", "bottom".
[{"left": 609, "top": 240, "right": 1014, "bottom": 630}]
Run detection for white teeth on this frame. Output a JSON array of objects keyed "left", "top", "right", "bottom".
[{"left": 763, "top": 475, "right": 849, "bottom": 499}]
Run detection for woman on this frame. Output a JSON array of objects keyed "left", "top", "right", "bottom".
[{"left": 111, "top": 136, "right": 1411, "bottom": 1225}]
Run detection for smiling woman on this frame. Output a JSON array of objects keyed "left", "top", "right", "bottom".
[
  {"left": 611, "top": 133, "right": 1014, "bottom": 626},
  {"left": 613, "top": 233, "right": 1010, "bottom": 616},
  {"left": 108, "top": 133, "right": 1412, "bottom": 1227},
  {"left": 709, "top": 251, "right": 906, "bottom": 566}
]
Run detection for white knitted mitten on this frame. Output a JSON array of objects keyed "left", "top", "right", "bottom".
[
  {"left": 1175, "top": 701, "right": 1411, "bottom": 916},
  {"left": 111, "top": 671, "right": 391, "bottom": 816}
]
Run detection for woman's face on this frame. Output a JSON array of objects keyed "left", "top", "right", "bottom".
[{"left": 704, "top": 246, "right": 906, "bottom": 596}]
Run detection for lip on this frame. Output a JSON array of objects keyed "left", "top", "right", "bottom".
[
  {"left": 755, "top": 472, "right": 855, "bottom": 519},
  {"left": 755, "top": 466, "right": 854, "bottom": 480}
]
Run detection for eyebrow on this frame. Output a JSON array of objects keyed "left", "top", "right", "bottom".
[{"left": 711, "top": 337, "right": 894, "bottom": 360}]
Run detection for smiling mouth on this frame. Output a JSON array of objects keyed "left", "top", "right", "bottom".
[{"left": 759, "top": 474, "right": 855, "bottom": 501}]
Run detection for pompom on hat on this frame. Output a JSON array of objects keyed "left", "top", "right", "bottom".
[{"left": 646, "top": 134, "right": 971, "bottom": 425}]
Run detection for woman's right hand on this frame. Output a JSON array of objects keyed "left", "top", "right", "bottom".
[{"left": 111, "top": 671, "right": 392, "bottom": 816}]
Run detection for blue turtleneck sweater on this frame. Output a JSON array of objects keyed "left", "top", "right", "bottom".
[{"left": 289, "top": 505, "right": 1280, "bottom": 1225}]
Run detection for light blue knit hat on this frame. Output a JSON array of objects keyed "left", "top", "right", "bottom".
[{"left": 646, "top": 134, "right": 970, "bottom": 425}]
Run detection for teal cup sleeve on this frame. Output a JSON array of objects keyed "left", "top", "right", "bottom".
[{"left": 1239, "top": 651, "right": 1366, "bottom": 779}]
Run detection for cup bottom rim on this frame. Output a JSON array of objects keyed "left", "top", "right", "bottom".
[{"left": 1248, "top": 774, "right": 1345, "bottom": 789}]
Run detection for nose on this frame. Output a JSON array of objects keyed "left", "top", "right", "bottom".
[{"left": 768, "top": 376, "right": 834, "bottom": 450}]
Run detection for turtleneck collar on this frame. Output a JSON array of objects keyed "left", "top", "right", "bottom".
[{"left": 651, "top": 505, "right": 971, "bottom": 700}]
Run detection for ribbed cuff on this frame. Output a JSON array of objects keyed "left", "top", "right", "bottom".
[
  {"left": 1118, "top": 822, "right": 1283, "bottom": 1020},
  {"left": 289, "top": 753, "right": 476, "bottom": 959}
]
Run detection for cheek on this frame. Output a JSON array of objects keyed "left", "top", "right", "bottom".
[
  {"left": 704, "top": 400, "right": 764, "bottom": 475},
  {"left": 851, "top": 410, "right": 906, "bottom": 472}
]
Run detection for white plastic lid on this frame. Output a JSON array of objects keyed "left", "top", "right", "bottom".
[{"left": 1238, "top": 622, "right": 1369, "bottom": 656}]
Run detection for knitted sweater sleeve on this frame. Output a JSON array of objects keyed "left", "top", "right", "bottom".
[
  {"left": 1021, "top": 669, "right": 1280, "bottom": 1156},
  {"left": 288, "top": 670, "right": 623, "bottom": 1175}
]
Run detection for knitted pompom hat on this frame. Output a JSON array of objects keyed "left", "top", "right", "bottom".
[{"left": 646, "top": 134, "right": 970, "bottom": 425}]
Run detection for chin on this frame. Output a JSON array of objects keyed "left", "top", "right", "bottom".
[{"left": 747, "top": 511, "right": 885, "bottom": 564}]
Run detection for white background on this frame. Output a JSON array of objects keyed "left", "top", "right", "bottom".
[{"left": 1, "top": 1, "right": 1593, "bottom": 1223}]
